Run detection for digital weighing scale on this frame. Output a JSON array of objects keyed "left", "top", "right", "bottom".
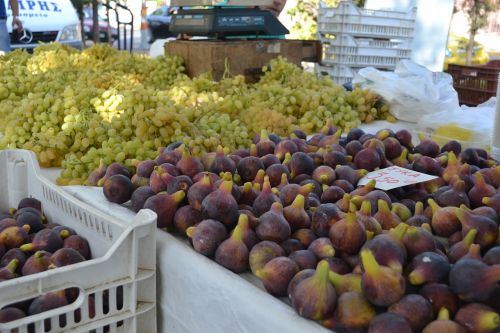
[{"left": 169, "top": 0, "right": 289, "bottom": 38}]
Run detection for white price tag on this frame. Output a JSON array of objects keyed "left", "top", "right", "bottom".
[{"left": 357, "top": 166, "right": 438, "bottom": 191}]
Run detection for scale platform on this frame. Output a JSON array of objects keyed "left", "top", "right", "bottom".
[{"left": 169, "top": 1, "right": 289, "bottom": 38}]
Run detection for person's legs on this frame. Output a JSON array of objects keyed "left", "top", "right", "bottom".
[{"left": 0, "top": 19, "right": 11, "bottom": 54}]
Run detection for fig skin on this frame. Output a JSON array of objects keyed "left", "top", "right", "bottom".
[
  {"left": 360, "top": 249, "right": 406, "bottom": 307},
  {"left": 287, "top": 269, "right": 315, "bottom": 297},
  {"left": 455, "top": 303, "right": 500, "bottom": 333},
  {"left": 249, "top": 240, "right": 286, "bottom": 274},
  {"left": 334, "top": 291, "right": 376, "bottom": 332},
  {"left": 290, "top": 260, "right": 337, "bottom": 320},
  {"left": 307, "top": 237, "right": 335, "bottom": 260},
  {"left": 173, "top": 205, "right": 203, "bottom": 235},
  {"left": 0, "top": 307, "right": 26, "bottom": 323},
  {"left": 49, "top": 248, "right": 85, "bottom": 268},
  {"left": 388, "top": 294, "right": 435, "bottom": 333},
  {"left": 422, "top": 307, "right": 467, "bottom": 333},
  {"left": 63, "top": 235, "right": 91, "bottom": 260},
  {"left": 214, "top": 222, "right": 249, "bottom": 273},
  {"left": 407, "top": 251, "right": 451, "bottom": 285},
  {"left": 256, "top": 202, "right": 291, "bottom": 243},
  {"left": 330, "top": 212, "right": 367, "bottom": 255},
  {"left": 20, "top": 228, "right": 62, "bottom": 253},
  {"left": 256, "top": 256, "right": 299, "bottom": 297},
  {"left": 420, "top": 283, "right": 460, "bottom": 318},
  {"left": 143, "top": 190, "right": 185, "bottom": 228},
  {"left": 103, "top": 174, "right": 135, "bottom": 204},
  {"left": 292, "top": 228, "right": 317, "bottom": 248},
  {"left": 368, "top": 312, "right": 412, "bottom": 333},
  {"left": 186, "top": 219, "right": 228, "bottom": 258},
  {"left": 22, "top": 250, "right": 52, "bottom": 276},
  {"left": 288, "top": 250, "right": 318, "bottom": 270}
]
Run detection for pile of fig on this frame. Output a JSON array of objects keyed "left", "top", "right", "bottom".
[
  {"left": 95, "top": 128, "right": 500, "bottom": 332},
  {"left": 0, "top": 197, "right": 93, "bottom": 327}
]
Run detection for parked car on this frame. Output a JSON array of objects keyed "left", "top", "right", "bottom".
[
  {"left": 7, "top": 0, "right": 83, "bottom": 51},
  {"left": 146, "top": 6, "right": 178, "bottom": 42},
  {"left": 83, "top": 6, "right": 118, "bottom": 43}
]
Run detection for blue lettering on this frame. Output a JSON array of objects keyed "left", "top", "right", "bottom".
[
  {"left": 38, "top": 1, "right": 49, "bottom": 11},
  {"left": 18, "top": 1, "right": 25, "bottom": 10},
  {"left": 50, "top": 2, "right": 61, "bottom": 12},
  {"left": 26, "top": 1, "right": 36, "bottom": 10}
]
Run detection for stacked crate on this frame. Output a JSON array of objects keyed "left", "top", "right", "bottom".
[{"left": 315, "top": 0, "right": 417, "bottom": 85}]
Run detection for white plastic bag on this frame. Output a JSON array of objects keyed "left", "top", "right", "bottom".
[
  {"left": 415, "top": 102, "right": 495, "bottom": 150},
  {"left": 352, "top": 60, "right": 459, "bottom": 122}
]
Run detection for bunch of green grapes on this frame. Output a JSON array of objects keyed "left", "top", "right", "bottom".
[{"left": 0, "top": 44, "right": 393, "bottom": 184}]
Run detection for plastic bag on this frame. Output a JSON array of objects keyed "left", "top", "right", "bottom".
[
  {"left": 415, "top": 103, "right": 495, "bottom": 150},
  {"left": 352, "top": 60, "right": 459, "bottom": 123}
]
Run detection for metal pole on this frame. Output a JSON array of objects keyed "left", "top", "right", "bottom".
[{"left": 492, "top": 73, "right": 500, "bottom": 161}]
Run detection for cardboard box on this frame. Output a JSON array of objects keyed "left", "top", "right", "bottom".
[{"left": 165, "top": 39, "right": 320, "bottom": 82}]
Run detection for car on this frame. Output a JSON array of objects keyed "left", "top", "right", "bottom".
[
  {"left": 7, "top": 0, "right": 83, "bottom": 51},
  {"left": 146, "top": 6, "right": 178, "bottom": 43},
  {"left": 444, "top": 34, "right": 489, "bottom": 71},
  {"left": 82, "top": 6, "right": 118, "bottom": 43}
]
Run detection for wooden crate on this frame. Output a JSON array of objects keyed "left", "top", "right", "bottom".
[{"left": 165, "top": 39, "right": 320, "bottom": 81}]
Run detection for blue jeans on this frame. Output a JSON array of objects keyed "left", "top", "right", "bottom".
[{"left": 0, "top": 19, "right": 10, "bottom": 53}]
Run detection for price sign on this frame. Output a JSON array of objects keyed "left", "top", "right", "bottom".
[{"left": 357, "top": 166, "right": 438, "bottom": 191}]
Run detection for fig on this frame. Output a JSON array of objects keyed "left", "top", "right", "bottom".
[
  {"left": 311, "top": 203, "right": 344, "bottom": 237},
  {"left": 280, "top": 239, "right": 304, "bottom": 255},
  {"left": 149, "top": 166, "right": 179, "bottom": 194},
  {"left": 412, "top": 156, "right": 442, "bottom": 176},
  {"left": 289, "top": 152, "right": 315, "bottom": 178},
  {"left": 407, "top": 251, "right": 450, "bottom": 285},
  {"left": 330, "top": 212, "right": 367, "bottom": 255},
  {"left": 249, "top": 240, "right": 285, "bottom": 274},
  {"left": 20, "top": 228, "right": 62, "bottom": 253},
  {"left": 415, "top": 139, "right": 440, "bottom": 157},
  {"left": 256, "top": 256, "right": 299, "bottom": 297},
  {"left": 321, "top": 185, "right": 345, "bottom": 204},
  {"left": 97, "top": 162, "right": 130, "bottom": 187},
  {"left": 334, "top": 291, "right": 376, "bottom": 332},
  {"left": 484, "top": 246, "right": 500, "bottom": 265},
  {"left": 231, "top": 213, "right": 259, "bottom": 251},
  {"left": 176, "top": 147, "right": 204, "bottom": 178},
  {"left": 28, "top": 290, "right": 68, "bottom": 331},
  {"left": 460, "top": 148, "right": 480, "bottom": 166},
  {"left": 256, "top": 202, "right": 291, "bottom": 243},
  {"left": 428, "top": 199, "right": 461, "bottom": 237},
  {"left": 405, "top": 201, "right": 430, "bottom": 226},
  {"left": 275, "top": 139, "right": 298, "bottom": 160},
  {"left": 368, "top": 312, "right": 412, "bottom": 333},
  {"left": 279, "top": 183, "right": 314, "bottom": 208},
  {"left": 265, "top": 164, "right": 290, "bottom": 187},
  {"left": 288, "top": 250, "right": 317, "bottom": 270},
  {"left": 287, "top": 269, "right": 315, "bottom": 297},
  {"left": 423, "top": 307, "right": 466, "bottom": 333},
  {"left": 328, "top": 271, "right": 362, "bottom": 295},
  {"left": 0, "top": 248, "right": 27, "bottom": 274},
  {"left": 447, "top": 228, "right": 478, "bottom": 263},
  {"left": 449, "top": 257, "right": 500, "bottom": 302},
  {"left": 455, "top": 303, "right": 499, "bottom": 333},
  {"left": 0, "top": 259, "right": 18, "bottom": 281},
  {"left": 186, "top": 219, "right": 228, "bottom": 257},
  {"left": 361, "top": 232, "right": 407, "bottom": 273},
  {"left": 209, "top": 147, "right": 236, "bottom": 175},
  {"left": 0, "top": 307, "right": 26, "bottom": 324},
  {"left": 402, "top": 226, "right": 437, "bottom": 259},
  {"left": 49, "top": 248, "right": 85, "bottom": 268},
  {"left": 63, "top": 235, "right": 91, "bottom": 260},
  {"left": 290, "top": 260, "right": 336, "bottom": 320},
  {"left": 388, "top": 294, "right": 435, "bottom": 333},
  {"left": 468, "top": 172, "right": 496, "bottom": 208},
  {"left": 215, "top": 221, "right": 249, "bottom": 273},
  {"left": 253, "top": 177, "right": 281, "bottom": 217},
  {"left": 373, "top": 199, "right": 400, "bottom": 230},
  {"left": 22, "top": 250, "right": 51, "bottom": 275},
  {"left": 86, "top": 160, "right": 107, "bottom": 186},
  {"left": 455, "top": 207, "right": 498, "bottom": 249},
  {"left": 292, "top": 228, "right": 316, "bottom": 248},
  {"left": 0, "top": 225, "right": 30, "bottom": 249},
  {"left": 307, "top": 237, "right": 335, "bottom": 260},
  {"left": 283, "top": 194, "right": 310, "bottom": 231},
  {"left": 15, "top": 211, "right": 44, "bottom": 233},
  {"left": 237, "top": 156, "right": 265, "bottom": 183},
  {"left": 143, "top": 190, "right": 185, "bottom": 228},
  {"left": 130, "top": 186, "right": 156, "bottom": 212},
  {"left": 335, "top": 165, "right": 367, "bottom": 186},
  {"left": 436, "top": 177, "right": 470, "bottom": 208},
  {"left": 173, "top": 205, "right": 202, "bottom": 235},
  {"left": 420, "top": 283, "right": 459, "bottom": 318},
  {"left": 360, "top": 249, "right": 406, "bottom": 307}
]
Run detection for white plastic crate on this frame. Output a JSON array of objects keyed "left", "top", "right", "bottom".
[
  {"left": 321, "top": 53, "right": 402, "bottom": 69},
  {"left": 315, "top": 64, "right": 362, "bottom": 85},
  {"left": 320, "top": 34, "right": 412, "bottom": 58},
  {"left": 318, "top": 0, "right": 417, "bottom": 39},
  {"left": 0, "top": 150, "right": 157, "bottom": 333}
]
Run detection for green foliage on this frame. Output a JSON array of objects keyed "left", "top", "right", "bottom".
[
  {"left": 287, "top": 0, "right": 365, "bottom": 40},
  {"left": 457, "top": 0, "right": 500, "bottom": 34}
]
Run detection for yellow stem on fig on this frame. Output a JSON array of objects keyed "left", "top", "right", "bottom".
[
  {"left": 360, "top": 250, "right": 381, "bottom": 277},
  {"left": 233, "top": 174, "right": 241, "bottom": 184},
  {"left": 437, "top": 307, "right": 450, "bottom": 321},
  {"left": 319, "top": 175, "right": 329, "bottom": 184},
  {"left": 237, "top": 214, "right": 249, "bottom": 229},
  {"left": 389, "top": 223, "right": 409, "bottom": 242},
  {"left": 271, "top": 187, "right": 280, "bottom": 196},
  {"left": 300, "top": 183, "right": 315, "bottom": 195},
  {"left": 22, "top": 224, "right": 30, "bottom": 233},
  {"left": 366, "top": 230, "right": 374, "bottom": 240},
  {"left": 231, "top": 224, "right": 244, "bottom": 243},
  {"left": 172, "top": 190, "right": 186, "bottom": 203},
  {"left": 8, "top": 208, "right": 16, "bottom": 215},
  {"left": 59, "top": 230, "right": 71, "bottom": 239},
  {"left": 260, "top": 129, "right": 269, "bottom": 141},
  {"left": 282, "top": 152, "right": 292, "bottom": 165},
  {"left": 480, "top": 311, "right": 500, "bottom": 331},
  {"left": 291, "top": 194, "right": 305, "bottom": 209},
  {"left": 5, "top": 259, "right": 18, "bottom": 273},
  {"left": 243, "top": 182, "right": 252, "bottom": 194},
  {"left": 378, "top": 200, "right": 390, "bottom": 214},
  {"left": 219, "top": 180, "right": 233, "bottom": 194},
  {"left": 262, "top": 177, "right": 271, "bottom": 192},
  {"left": 408, "top": 268, "right": 425, "bottom": 285},
  {"left": 360, "top": 200, "right": 372, "bottom": 216},
  {"left": 414, "top": 201, "right": 424, "bottom": 215},
  {"left": 474, "top": 172, "right": 487, "bottom": 187},
  {"left": 186, "top": 226, "right": 195, "bottom": 238},
  {"left": 313, "top": 260, "right": 330, "bottom": 286},
  {"left": 463, "top": 229, "right": 478, "bottom": 246},
  {"left": 250, "top": 144, "right": 257, "bottom": 156},
  {"left": 255, "top": 269, "right": 268, "bottom": 280},
  {"left": 427, "top": 198, "right": 441, "bottom": 214},
  {"left": 421, "top": 223, "right": 432, "bottom": 234},
  {"left": 253, "top": 182, "right": 261, "bottom": 192},
  {"left": 345, "top": 212, "right": 356, "bottom": 225},
  {"left": 271, "top": 202, "right": 283, "bottom": 213},
  {"left": 19, "top": 243, "right": 33, "bottom": 252}
]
